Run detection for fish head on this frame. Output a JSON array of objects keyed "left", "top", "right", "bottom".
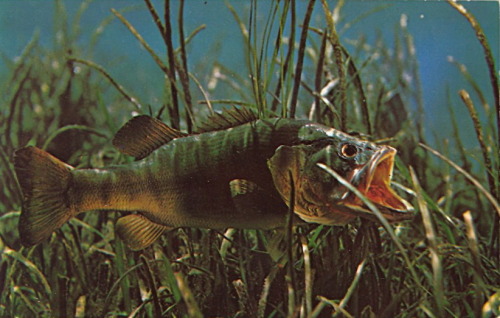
[{"left": 268, "top": 123, "right": 413, "bottom": 225}]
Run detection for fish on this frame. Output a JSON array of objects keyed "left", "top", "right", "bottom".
[{"left": 13, "top": 107, "right": 413, "bottom": 250}]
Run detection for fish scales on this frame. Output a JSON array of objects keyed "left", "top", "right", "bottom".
[
  {"left": 14, "top": 109, "right": 412, "bottom": 250},
  {"left": 69, "top": 118, "right": 296, "bottom": 229}
]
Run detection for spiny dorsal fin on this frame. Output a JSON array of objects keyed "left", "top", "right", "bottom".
[
  {"left": 115, "top": 214, "right": 171, "bottom": 250},
  {"left": 196, "top": 107, "right": 259, "bottom": 133},
  {"left": 113, "top": 115, "right": 186, "bottom": 160}
]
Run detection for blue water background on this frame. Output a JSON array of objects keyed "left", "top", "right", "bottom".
[{"left": 1, "top": 0, "right": 498, "bottom": 154}]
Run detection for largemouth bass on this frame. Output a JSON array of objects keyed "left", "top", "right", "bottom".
[{"left": 14, "top": 108, "right": 412, "bottom": 250}]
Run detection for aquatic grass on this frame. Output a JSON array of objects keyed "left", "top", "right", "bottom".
[
  {"left": 289, "top": 0, "right": 315, "bottom": 118},
  {"left": 1, "top": 0, "right": 499, "bottom": 317},
  {"left": 320, "top": 0, "right": 347, "bottom": 129},
  {"left": 447, "top": 0, "right": 499, "bottom": 145},
  {"left": 69, "top": 57, "right": 143, "bottom": 110},
  {"left": 410, "top": 167, "right": 445, "bottom": 317},
  {"left": 317, "top": 163, "right": 425, "bottom": 294},
  {"left": 420, "top": 143, "right": 500, "bottom": 217}
]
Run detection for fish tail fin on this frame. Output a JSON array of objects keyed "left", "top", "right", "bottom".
[{"left": 14, "top": 146, "right": 75, "bottom": 247}]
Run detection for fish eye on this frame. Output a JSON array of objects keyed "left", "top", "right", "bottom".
[{"left": 340, "top": 143, "right": 358, "bottom": 158}]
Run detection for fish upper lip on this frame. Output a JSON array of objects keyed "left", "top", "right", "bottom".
[{"left": 344, "top": 146, "right": 413, "bottom": 221}]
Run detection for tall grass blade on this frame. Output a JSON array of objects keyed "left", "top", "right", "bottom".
[
  {"left": 463, "top": 211, "right": 487, "bottom": 317},
  {"left": 3, "top": 248, "right": 52, "bottom": 300},
  {"left": 317, "top": 163, "right": 426, "bottom": 294},
  {"left": 332, "top": 258, "right": 366, "bottom": 317},
  {"left": 162, "top": 0, "right": 181, "bottom": 129},
  {"left": 410, "top": 167, "right": 445, "bottom": 317},
  {"left": 69, "top": 57, "right": 142, "bottom": 109},
  {"left": 289, "top": 0, "right": 315, "bottom": 118},
  {"left": 174, "top": 272, "right": 203, "bottom": 318},
  {"left": 321, "top": 0, "right": 347, "bottom": 129},
  {"left": 447, "top": 0, "right": 499, "bottom": 151},
  {"left": 420, "top": 143, "right": 500, "bottom": 217},
  {"left": 459, "top": 90, "right": 496, "bottom": 197}
]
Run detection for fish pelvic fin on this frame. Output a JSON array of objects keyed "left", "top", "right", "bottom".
[
  {"left": 14, "top": 146, "right": 75, "bottom": 247},
  {"left": 116, "top": 214, "right": 171, "bottom": 251}
]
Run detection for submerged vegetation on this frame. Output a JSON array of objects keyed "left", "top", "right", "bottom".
[{"left": 1, "top": 0, "right": 498, "bottom": 317}]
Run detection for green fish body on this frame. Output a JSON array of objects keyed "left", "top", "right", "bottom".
[{"left": 14, "top": 108, "right": 412, "bottom": 250}]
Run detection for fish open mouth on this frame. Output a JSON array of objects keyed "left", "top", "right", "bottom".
[{"left": 344, "top": 146, "right": 413, "bottom": 222}]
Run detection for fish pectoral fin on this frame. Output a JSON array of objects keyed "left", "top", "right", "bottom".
[
  {"left": 229, "top": 179, "right": 259, "bottom": 197},
  {"left": 229, "top": 179, "right": 288, "bottom": 220},
  {"left": 113, "top": 115, "right": 186, "bottom": 160},
  {"left": 115, "top": 214, "right": 170, "bottom": 250}
]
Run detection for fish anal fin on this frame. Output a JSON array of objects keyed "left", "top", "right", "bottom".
[
  {"left": 113, "top": 115, "right": 186, "bottom": 159},
  {"left": 116, "top": 214, "right": 170, "bottom": 250},
  {"left": 196, "top": 107, "right": 259, "bottom": 133}
]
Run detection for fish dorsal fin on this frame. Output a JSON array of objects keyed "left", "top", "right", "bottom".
[
  {"left": 196, "top": 107, "right": 259, "bottom": 133},
  {"left": 113, "top": 115, "right": 186, "bottom": 159},
  {"left": 115, "top": 214, "right": 171, "bottom": 251}
]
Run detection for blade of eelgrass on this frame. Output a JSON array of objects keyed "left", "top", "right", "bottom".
[
  {"left": 321, "top": 0, "right": 347, "bottom": 129},
  {"left": 111, "top": 8, "right": 167, "bottom": 76},
  {"left": 174, "top": 272, "right": 203, "bottom": 318},
  {"left": 4, "top": 30, "right": 39, "bottom": 94},
  {"left": 447, "top": 0, "right": 499, "bottom": 154},
  {"left": 69, "top": 57, "right": 142, "bottom": 109},
  {"left": 285, "top": 171, "right": 297, "bottom": 315},
  {"left": 178, "top": 0, "right": 194, "bottom": 132},
  {"left": 12, "top": 286, "right": 48, "bottom": 316},
  {"left": 341, "top": 45, "right": 371, "bottom": 134},
  {"left": 3, "top": 248, "right": 52, "bottom": 300},
  {"left": 459, "top": 90, "right": 497, "bottom": 199},
  {"left": 315, "top": 296, "right": 355, "bottom": 318},
  {"left": 41, "top": 125, "right": 108, "bottom": 150},
  {"left": 420, "top": 143, "right": 500, "bottom": 217},
  {"left": 162, "top": 0, "right": 180, "bottom": 129},
  {"left": 113, "top": 239, "right": 132, "bottom": 314},
  {"left": 271, "top": 0, "right": 295, "bottom": 115},
  {"left": 257, "top": 266, "right": 279, "bottom": 318},
  {"left": 89, "top": 5, "right": 142, "bottom": 53},
  {"left": 256, "top": 0, "right": 277, "bottom": 111},
  {"left": 410, "top": 167, "right": 445, "bottom": 317},
  {"left": 401, "top": 14, "right": 425, "bottom": 143},
  {"left": 156, "top": 246, "right": 182, "bottom": 304},
  {"left": 4, "top": 62, "right": 31, "bottom": 150},
  {"left": 463, "top": 211, "right": 488, "bottom": 317},
  {"left": 0, "top": 145, "right": 21, "bottom": 207},
  {"left": 331, "top": 258, "right": 366, "bottom": 317},
  {"left": 311, "top": 31, "right": 327, "bottom": 123},
  {"left": 459, "top": 89, "right": 499, "bottom": 260},
  {"left": 289, "top": 0, "right": 316, "bottom": 118},
  {"left": 140, "top": 255, "right": 162, "bottom": 317},
  {"left": 189, "top": 72, "right": 214, "bottom": 114},
  {"left": 448, "top": 57, "right": 493, "bottom": 116},
  {"left": 445, "top": 87, "right": 471, "bottom": 171},
  {"left": 316, "top": 163, "right": 426, "bottom": 295},
  {"left": 299, "top": 234, "right": 312, "bottom": 316},
  {"left": 226, "top": 1, "right": 263, "bottom": 112},
  {"left": 71, "top": 0, "right": 92, "bottom": 44},
  {"left": 266, "top": 0, "right": 290, "bottom": 114}
]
